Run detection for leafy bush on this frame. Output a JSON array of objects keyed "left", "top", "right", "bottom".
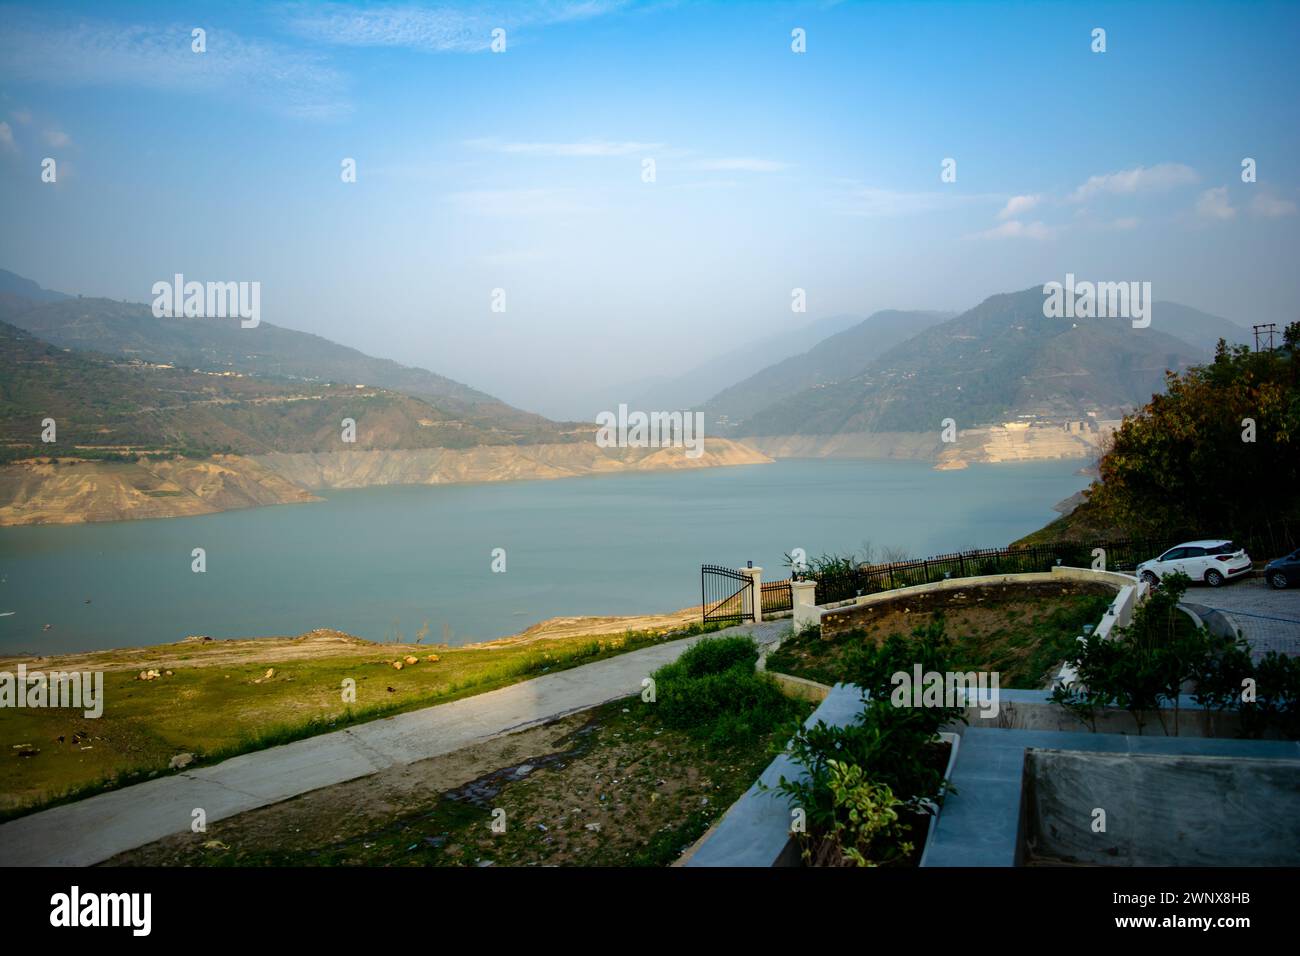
[
  {"left": 813, "top": 762, "right": 913, "bottom": 867},
  {"left": 651, "top": 637, "right": 794, "bottom": 746},
  {"left": 775, "top": 620, "right": 963, "bottom": 866},
  {"left": 1240, "top": 651, "right": 1300, "bottom": 740},
  {"left": 674, "top": 634, "right": 758, "bottom": 678},
  {"left": 1053, "top": 573, "right": 1300, "bottom": 738}
]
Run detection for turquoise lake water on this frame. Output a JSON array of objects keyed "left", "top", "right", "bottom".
[{"left": 0, "top": 458, "right": 1090, "bottom": 655}]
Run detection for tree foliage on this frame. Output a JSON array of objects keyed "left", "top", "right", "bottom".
[{"left": 1083, "top": 326, "right": 1299, "bottom": 548}]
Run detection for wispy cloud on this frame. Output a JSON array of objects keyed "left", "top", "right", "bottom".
[
  {"left": 1196, "top": 186, "right": 1236, "bottom": 220},
  {"left": 997, "top": 194, "right": 1041, "bottom": 219},
  {"left": 1250, "top": 192, "right": 1297, "bottom": 218},
  {"left": 0, "top": 13, "right": 350, "bottom": 119},
  {"left": 1070, "top": 163, "right": 1198, "bottom": 202},
  {"left": 289, "top": 2, "right": 626, "bottom": 52},
  {"left": 467, "top": 138, "right": 660, "bottom": 157},
  {"left": 0, "top": 122, "right": 16, "bottom": 154},
  {"left": 42, "top": 129, "right": 71, "bottom": 148},
  {"left": 967, "top": 220, "right": 1056, "bottom": 241}
]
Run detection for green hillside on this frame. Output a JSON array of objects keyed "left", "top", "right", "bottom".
[
  {"left": 0, "top": 293, "right": 571, "bottom": 443},
  {"left": 739, "top": 288, "right": 1205, "bottom": 435},
  {"left": 0, "top": 320, "right": 577, "bottom": 462},
  {"left": 702, "top": 310, "right": 951, "bottom": 425}
]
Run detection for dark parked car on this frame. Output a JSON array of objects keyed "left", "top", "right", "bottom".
[{"left": 1265, "top": 550, "right": 1300, "bottom": 589}]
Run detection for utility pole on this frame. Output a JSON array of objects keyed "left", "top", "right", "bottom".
[{"left": 1252, "top": 323, "right": 1278, "bottom": 352}]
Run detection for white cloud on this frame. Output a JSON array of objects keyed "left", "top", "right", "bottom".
[
  {"left": 12, "top": 109, "right": 32, "bottom": 124},
  {"left": 997, "top": 194, "right": 1041, "bottom": 219},
  {"left": 1196, "top": 186, "right": 1236, "bottom": 220},
  {"left": 1108, "top": 217, "right": 1140, "bottom": 230},
  {"left": 467, "top": 138, "right": 660, "bottom": 157},
  {"left": 42, "top": 129, "right": 71, "bottom": 148},
  {"left": 291, "top": 2, "right": 625, "bottom": 52},
  {"left": 1249, "top": 192, "right": 1298, "bottom": 218},
  {"left": 1070, "top": 163, "right": 1198, "bottom": 202},
  {"left": 0, "top": 14, "right": 350, "bottom": 119},
  {"left": 967, "top": 219, "right": 1055, "bottom": 240},
  {"left": 0, "top": 122, "right": 16, "bottom": 153}
]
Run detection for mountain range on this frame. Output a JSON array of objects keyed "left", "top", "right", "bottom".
[
  {"left": 721, "top": 288, "right": 1252, "bottom": 437},
  {"left": 0, "top": 269, "right": 1259, "bottom": 455}
]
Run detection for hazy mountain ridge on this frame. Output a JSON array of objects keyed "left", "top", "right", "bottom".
[
  {"left": 0, "top": 319, "right": 568, "bottom": 457},
  {"left": 0, "top": 269, "right": 71, "bottom": 304},
  {"left": 702, "top": 309, "right": 953, "bottom": 425},
  {"left": 0, "top": 288, "right": 571, "bottom": 443},
  {"left": 734, "top": 288, "right": 1244, "bottom": 437},
  {"left": 561, "top": 312, "right": 867, "bottom": 420}
]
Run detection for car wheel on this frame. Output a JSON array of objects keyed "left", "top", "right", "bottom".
[
  {"left": 1270, "top": 571, "right": 1289, "bottom": 590},
  {"left": 1140, "top": 570, "right": 1158, "bottom": 586},
  {"left": 1205, "top": 569, "right": 1224, "bottom": 587}
]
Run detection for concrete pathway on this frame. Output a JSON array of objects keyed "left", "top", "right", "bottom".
[
  {"left": 1183, "top": 576, "right": 1300, "bottom": 661},
  {"left": 0, "top": 619, "right": 788, "bottom": 866}
]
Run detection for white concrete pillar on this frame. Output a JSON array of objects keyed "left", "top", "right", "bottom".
[
  {"left": 740, "top": 566, "right": 762, "bottom": 622},
  {"left": 792, "top": 578, "right": 819, "bottom": 633}
]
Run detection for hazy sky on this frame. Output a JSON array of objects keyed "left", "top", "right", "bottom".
[{"left": 2, "top": 0, "right": 1298, "bottom": 418}]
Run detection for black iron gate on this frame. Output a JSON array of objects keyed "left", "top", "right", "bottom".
[{"left": 701, "top": 564, "right": 754, "bottom": 623}]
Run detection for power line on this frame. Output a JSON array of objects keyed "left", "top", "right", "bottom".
[{"left": 1252, "top": 323, "right": 1278, "bottom": 352}]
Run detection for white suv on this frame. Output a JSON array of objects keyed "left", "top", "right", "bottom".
[{"left": 1137, "top": 540, "right": 1252, "bottom": 588}]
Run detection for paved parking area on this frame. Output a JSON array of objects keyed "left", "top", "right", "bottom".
[{"left": 1183, "top": 576, "right": 1300, "bottom": 660}]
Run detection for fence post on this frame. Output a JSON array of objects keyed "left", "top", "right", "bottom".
[
  {"left": 792, "top": 578, "right": 819, "bottom": 633},
  {"left": 740, "top": 566, "right": 763, "bottom": 622}
]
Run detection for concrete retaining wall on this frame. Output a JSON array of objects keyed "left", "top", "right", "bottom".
[{"left": 1022, "top": 749, "right": 1300, "bottom": 866}]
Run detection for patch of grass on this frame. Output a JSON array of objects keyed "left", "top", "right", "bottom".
[
  {"left": 651, "top": 636, "right": 802, "bottom": 746},
  {"left": 766, "top": 593, "right": 1114, "bottom": 689},
  {"left": 0, "top": 620, "right": 730, "bottom": 822},
  {"left": 106, "top": 694, "right": 814, "bottom": 868}
]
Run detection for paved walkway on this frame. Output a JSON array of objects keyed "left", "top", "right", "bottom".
[
  {"left": 1183, "top": 576, "right": 1300, "bottom": 661},
  {"left": 0, "top": 619, "right": 788, "bottom": 866}
]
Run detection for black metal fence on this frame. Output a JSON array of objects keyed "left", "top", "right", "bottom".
[
  {"left": 761, "top": 579, "right": 793, "bottom": 615},
  {"left": 701, "top": 564, "right": 754, "bottom": 623},
  {"left": 704, "top": 529, "right": 1296, "bottom": 622}
]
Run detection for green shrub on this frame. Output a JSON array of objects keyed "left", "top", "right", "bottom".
[
  {"left": 674, "top": 634, "right": 759, "bottom": 678},
  {"left": 651, "top": 637, "right": 795, "bottom": 746},
  {"left": 820, "top": 761, "right": 914, "bottom": 867},
  {"left": 774, "top": 619, "right": 964, "bottom": 866}
]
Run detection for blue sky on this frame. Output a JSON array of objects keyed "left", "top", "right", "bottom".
[{"left": 2, "top": 0, "right": 1298, "bottom": 418}]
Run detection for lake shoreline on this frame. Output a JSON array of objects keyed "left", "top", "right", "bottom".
[
  {"left": 0, "top": 428, "right": 1100, "bottom": 529},
  {"left": 0, "top": 439, "right": 770, "bottom": 528},
  {"left": 0, "top": 458, "right": 1093, "bottom": 656}
]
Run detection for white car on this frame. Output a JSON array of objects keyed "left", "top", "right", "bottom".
[{"left": 1136, "top": 539, "right": 1252, "bottom": 588}]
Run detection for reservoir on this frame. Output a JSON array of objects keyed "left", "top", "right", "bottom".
[{"left": 0, "top": 458, "right": 1090, "bottom": 655}]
